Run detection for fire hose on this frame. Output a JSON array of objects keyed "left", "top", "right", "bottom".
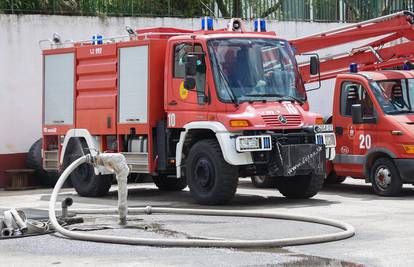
[
  {"left": 49, "top": 153, "right": 355, "bottom": 248},
  {"left": 1, "top": 208, "right": 50, "bottom": 238}
]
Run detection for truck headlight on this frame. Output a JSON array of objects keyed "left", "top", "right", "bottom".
[
  {"left": 240, "top": 137, "right": 260, "bottom": 150},
  {"left": 236, "top": 135, "right": 272, "bottom": 152},
  {"left": 315, "top": 133, "right": 336, "bottom": 148}
]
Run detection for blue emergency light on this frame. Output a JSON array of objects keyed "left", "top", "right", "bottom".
[
  {"left": 254, "top": 19, "right": 267, "bottom": 32},
  {"left": 403, "top": 62, "right": 410, "bottom": 70},
  {"left": 350, "top": 63, "right": 358, "bottom": 73},
  {"left": 92, "top": 34, "right": 103, "bottom": 45},
  {"left": 201, "top": 17, "right": 214, "bottom": 30}
]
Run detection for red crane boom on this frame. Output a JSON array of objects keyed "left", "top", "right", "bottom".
[{"left": 291, "top": 11, "right": 414, "bottom": 83}]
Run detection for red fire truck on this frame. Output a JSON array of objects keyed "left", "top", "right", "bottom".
[
  {"left": 29, "top": 18, "right": 337, "bottom": 205},
  {"left": 291, "top": 11, "right": 414, "bottom": 196}
]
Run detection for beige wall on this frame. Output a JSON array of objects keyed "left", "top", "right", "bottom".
[{"left": 0, "top": 14, "right": 351, "bottom": 154}]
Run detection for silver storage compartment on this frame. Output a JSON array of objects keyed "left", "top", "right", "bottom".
[
  {"left": 44, "top": 53, "right": 75, "bottom": 125},
  {"left": 118, "top": 45, "right": 149, "bottom": 124}
]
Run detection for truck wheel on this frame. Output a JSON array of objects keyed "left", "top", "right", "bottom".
[
  {"left": 26, "top": 138, "right": 59, "bottom": 187},
  {"left": 370, "top": 158, "right": 402, "bottom": 196},
  {"left": 325, "top": 171, "right": 346, "bottom": 184},
  {"left": 251, "top": 176, "right": 277, "bottom": 188},
  {"left": 66, "top": 141, "right": 112, "bottom": 197},
  {"left": 152, "top": 175, "right": 187, "bottom": 191},
  {"left": 186, "top": 139, "right": 238, "bottom": 205},
  {"left": 277, "top": 173, "right": 324, "bottom": 199}
]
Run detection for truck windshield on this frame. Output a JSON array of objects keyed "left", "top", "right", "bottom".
[
  {"left": 370, "top": 79, "right": 414, "bottom": 115},
  {"left": 208, "top": 38, "right": 306, "bottom": 103}
]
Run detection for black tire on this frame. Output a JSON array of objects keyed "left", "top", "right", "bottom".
[
  {"left": 251, "top": 176, "right": 277, "bottom": 188},
  {"left": 152, "top": 175, "right": 187, "bottom": 191},
  {"left": 277, "top": 173, "right": 324, "bottom": 199},
  {"left": 66, "top": 139, "right": 113, "bottom": 197},
  {"left": 325, "top": 171, "right": 346, "bottom": 184},
  {"left": 370, "top": 157, "right": 402, "bottom": 196},
  {"left": 186, "top": 139, "right": 239, "bottom": 205},
  {"left": 26, "top": 138, "right": 59, "bottom": 187}
]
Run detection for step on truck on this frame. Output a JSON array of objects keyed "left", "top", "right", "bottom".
[
  {"left": 292, "top": 11, "right": 414, "bottom": 196},
  {"left": 32, "top": 18, "right": 336, "bottom": 205}
]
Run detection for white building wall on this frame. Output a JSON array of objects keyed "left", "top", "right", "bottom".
[{"left": 0, "top": 15, "right": 354, "bottom": 154}]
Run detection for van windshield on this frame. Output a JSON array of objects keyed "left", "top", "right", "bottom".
[
  {"left": 370, "top": 79, "right": 414, "bottom": 115},
  {"left": 208, "top": 38, "right": 306, "bottom": 103}
]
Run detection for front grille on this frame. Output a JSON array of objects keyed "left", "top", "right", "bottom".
[{"left": 261, "top": 114, "right": 302, "bottom": 127}]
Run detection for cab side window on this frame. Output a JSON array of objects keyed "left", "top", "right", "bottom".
[
  {"left": 173, "top": 43, "right": 206, "bottom": 104},
  {"left": 340, "top": 81, "right": 374, "bottom": 118}
]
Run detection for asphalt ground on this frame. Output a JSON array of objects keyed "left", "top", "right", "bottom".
[{"left": 1, "top": 178, "right": 414, "bottom": 266}]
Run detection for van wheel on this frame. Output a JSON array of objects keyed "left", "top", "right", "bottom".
[
  {"left": 325, "top": 171, "right": 346, "bottom": 184},
  {"left": 277, "top": 173, "right": 324, "bottom": 199},
  {"left": 251, "top": 176, "right": 277, "bottom": 188},
  {"left": 153, "top": 175, "right": 187, "bottom": 191},
  {"left": 26, "top": 138, "right": 59, "bottom": 187},
  {"left": 65, "top": 139, "right": 112, "bottom": 197},
  {"left": 186, "top": 139, "right": 238, "bottom": 205},
  {"left": 371, "top": 158, "right": 402, "bottom": 196}
]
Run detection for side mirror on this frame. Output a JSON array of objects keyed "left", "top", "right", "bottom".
[
  {"left": 351, "top": 104, "right": 363, "bottom": 124},
  {"left": 185, "top": 54, "right": 197, "bottom": 76},
  {"left": 310, "top": 56, "right": 320, "bottom": 76},
  {"left": 184, "top": 77, "right": 196, "bottom": 90}
]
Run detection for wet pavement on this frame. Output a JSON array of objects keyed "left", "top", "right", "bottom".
[{"left": 1, "top": 178, "right": 413, "bottom": 266}]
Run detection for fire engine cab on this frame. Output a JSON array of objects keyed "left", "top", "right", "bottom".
[
  {"left": 32, "top": 18, "right": 336, "bottom": 205},
  {"left": 329, "top": 70, "right": 414, "bottom": 196}
]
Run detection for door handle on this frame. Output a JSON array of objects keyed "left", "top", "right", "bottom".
[
  {"left": 335, "top": 126, "right": 343, "bottom": 135},
  {"left": 107, "top": 116, "right": 111, "bottom": 128},
  {"left": 168, "top": 100, "right": 177, "bottom": 106}
]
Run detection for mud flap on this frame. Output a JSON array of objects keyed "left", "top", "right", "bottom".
[{"left": 270, "top": 144, "right": 326, "bottom": 177}]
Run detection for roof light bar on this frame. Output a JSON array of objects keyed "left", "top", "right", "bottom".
[
  {"left": 254, "top": 19, "right": 267, "bottom": 32},
  {"left": 92, "top": 34, "right": 103, "bottom": 45},
  {"left": 201, "top": 17, "right": 214, "bottom": 30},
  {"left": 350, "top": 63, "right": 358, "bottom": 73}
]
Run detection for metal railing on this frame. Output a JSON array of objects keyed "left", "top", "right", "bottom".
[{"left": 1, "top": 0, "right": 414, "bottom": 22}]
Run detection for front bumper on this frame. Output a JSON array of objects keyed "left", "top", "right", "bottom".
[
  {"left": 267, "top": 143, "right": 326, "bottom": 177},
  {"left": 394, "top": 158, "right": 414, "bottom": 182}
]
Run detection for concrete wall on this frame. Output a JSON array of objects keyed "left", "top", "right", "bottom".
[{"left": 0, "top": 14, "right": 352, "bottom": 155}]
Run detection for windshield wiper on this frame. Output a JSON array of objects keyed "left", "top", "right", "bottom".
[
  {"left": 245, "top": 93, "right": 304, "bottom": 104},
  {"left": 212, "top": 58, "right": 239, "bottom": 106},
  {"left": 279, "top": 95, "right": 305, "bottom": 105},
  {"left": 387, "top": 110, "right": 414, "bottom": 115}
]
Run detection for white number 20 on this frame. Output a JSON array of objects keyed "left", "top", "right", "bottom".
[{"left": 359, "top": 134, "right": 371, "bottom": 150}]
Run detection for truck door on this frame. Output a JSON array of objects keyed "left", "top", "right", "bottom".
[
  {"left": 167, "top": 42, "right": 208, "bottom": 127},
  {"left": 333, "top": 80, "right": 377, "bottom": 178}
]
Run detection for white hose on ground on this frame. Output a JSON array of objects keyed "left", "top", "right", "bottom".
[{"left": 49, "top": 154, "right": 355, "bottom": 248}]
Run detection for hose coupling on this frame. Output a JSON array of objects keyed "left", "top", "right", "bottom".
[{"left": 1, "top": 228, "right": 13, "bottom": 237}]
